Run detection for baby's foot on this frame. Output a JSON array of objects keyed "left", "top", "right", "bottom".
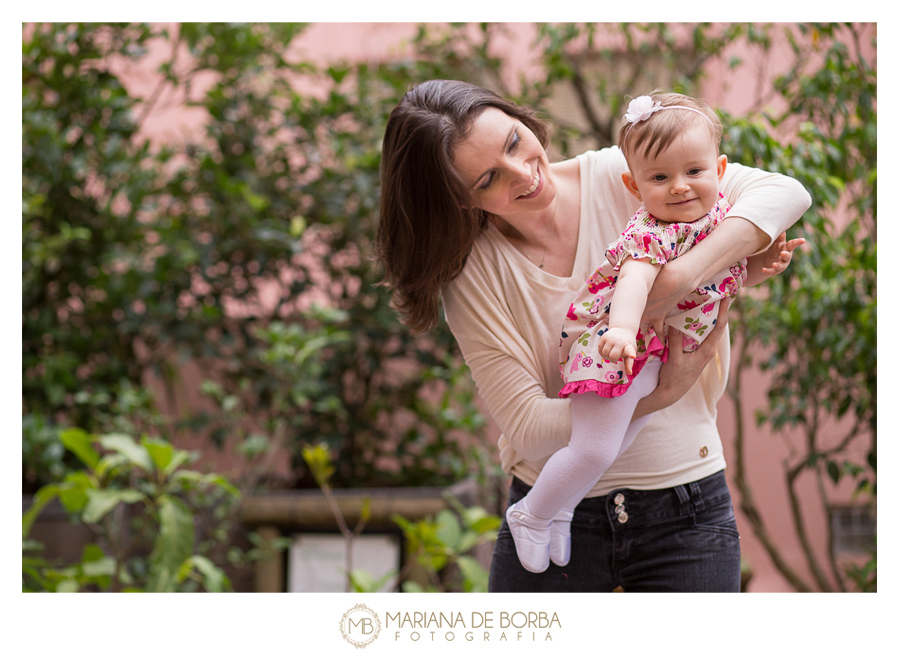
[
  {"left": 550, "top": 508, "right": 575, "bottom": 567},
  {"left": 505, "top": 500, "right": 552, "bottom": 573}
]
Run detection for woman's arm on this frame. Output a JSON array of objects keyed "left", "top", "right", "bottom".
[
  {"left": 441, "top": 258, "right": 572, "bottom": 463},
  {"left": 633, "top": 298, "right": 733, "bottom": 420},
  {"left": 451, "top": 339, "right": 572, "bottom": 462},
  {"left": 642, "top": 162, "right": 811, "bottom": 329}
]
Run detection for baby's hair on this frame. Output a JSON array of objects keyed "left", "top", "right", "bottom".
[{"left": 617, "top": 91, "right": 722, "bottom": 166}]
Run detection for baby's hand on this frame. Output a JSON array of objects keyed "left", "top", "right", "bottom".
[
  {"left": 760, "top": 232, "right": 806, "bottom": 276},
  {"left": 598, "top": 327, "right": 638, "bottom": 375}
]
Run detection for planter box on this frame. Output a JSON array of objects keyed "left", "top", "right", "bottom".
[
  {"left": 22, "top": 495, "right": 99, "bottom": 565},
  {"left": 241, "top": 480, "right": 478, "bottom": 592}
]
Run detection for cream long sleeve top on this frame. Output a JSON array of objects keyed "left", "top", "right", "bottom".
[{"left": 442, "top": 147, "right": 812, "bottom": 496}]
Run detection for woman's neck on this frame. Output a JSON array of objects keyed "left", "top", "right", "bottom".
[{"left": 492, "top": 159, "right": 581, "bottom": 275}]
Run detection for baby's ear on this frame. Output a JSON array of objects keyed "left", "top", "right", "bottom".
[
  {"left": 717, "top": 154, "right": 728, "bottom": 181},
  {"left": 621, "top": 171, "right": 641, "bottom": 201}
]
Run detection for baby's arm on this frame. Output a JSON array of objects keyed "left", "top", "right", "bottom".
[
  {"left": 744, "top": 232, "right": 806, "bottom": 287},
  {"left": 599, "top": 257, "right": 663, "bottom": 375}
]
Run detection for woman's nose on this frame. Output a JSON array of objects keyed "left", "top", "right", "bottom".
[{"left": 510, "top": 157, "right": 532, "bottom": 183}]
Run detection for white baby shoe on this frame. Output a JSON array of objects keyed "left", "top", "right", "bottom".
[
  {"left": 549, "top": 507, "right": 575, "bottom": 567},
  {"left": 505, "top": 500, "right": 552, "bottom": 573}
]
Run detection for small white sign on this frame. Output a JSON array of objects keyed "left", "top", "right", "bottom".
[{"left": 287, "top": 534, "right": 400, "bottom": 593}]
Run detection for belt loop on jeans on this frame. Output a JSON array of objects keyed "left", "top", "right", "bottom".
[
  {"left": 674, "top": 484, "right": 691, "bottom": 515},
  {"left": 690, "top": 481, "right": 705, "bottom": 512}
]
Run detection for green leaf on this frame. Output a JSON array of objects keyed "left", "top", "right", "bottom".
[
  {"left": 59, "top": 428, "right": 100, "bottom": 470},
  {"left": 327, "top": 65, "right": 349, "bottom": 83},
  {"left": 142, "top": 437, "right": 174, "bottom": 472},
  {"left": 23, "top": 483, "right": 70, "bottom": 538},
  {"left": 169, "top": 470, "right": 240, "bottom": 497},
  {"left": 58, "top": 471, "right": 95, "bottom": 513},
  {"left": 455, "top": 555, "right": 489, "bottom": 593},
  {"left": 82, "top": 556, "right": 117, "bottom": 578},
  {"left": 163, "top": 449, "right": 194, "bottom": 477},
  {"left": 82, "top": 489, "right": 146, "bottom": 524},
  {"left": 456, "top": 530, "right": 481, "bottom": 554},
  {"left": 94, "top": 453, "right": 131, "bottom": 479},
  {"left": 56, "top": 579, "right": 79, "bottom": 593},
  {"left": 435, "top": 509, "right": 462, "bottom": 551},
  {"left": 348, "top": 568, "right": 395, "bottom": 593},
  {"left": 181, "top": 555, "right": 229, "bottom": 592},
  {"left": 98, "top": 434, "right": 154, "bottom": 473},
  {"left": 359, "top": 496, "right": 372, "bottom": 525},
  {"left": 827, "top": 461, "right": 841, "bottom": 484},
  {"left": 81, "top": 543, "right": 106, "bottom": 563},
  {"left": 146, "top": 496, "right": 196, "bottom": 592},
  {"left": 22, "top": 539, "right": 44, "bottom": 553},
  {"left": 401, "top": 580, "right": 427, "bottom": 593},
  {"left": 301, "top": 443, "right": 335, "bottom": 487}
]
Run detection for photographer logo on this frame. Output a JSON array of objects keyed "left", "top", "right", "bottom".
[{"left": 340, "top": 604, "right": 382, "bottom": 648}]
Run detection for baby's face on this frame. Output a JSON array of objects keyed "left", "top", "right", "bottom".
[{"left": 624, "top": 124, "right": 727, "bottom": 224}]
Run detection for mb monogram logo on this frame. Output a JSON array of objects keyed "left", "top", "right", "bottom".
[{"left": 340, "top": 604, "right": 382, "bottom": 648}]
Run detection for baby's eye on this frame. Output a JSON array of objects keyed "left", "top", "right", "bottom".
[
  {"left": 688, "top": 168, "right": 702, "bottom": 175},
  {"left": 651, "top": 174, "right": 667, "bottom": 181}
]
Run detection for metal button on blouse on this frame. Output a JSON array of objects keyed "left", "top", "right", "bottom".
[{"left": 700, "top": 446, "right": 709, "bottom": 458}]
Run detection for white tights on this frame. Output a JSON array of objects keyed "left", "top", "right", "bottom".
[{"left": 521, "top": 358, "right": 662, "bottom": 521}]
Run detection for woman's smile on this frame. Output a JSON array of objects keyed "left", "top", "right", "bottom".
[{"left": 518, "top": 169, "right": 543, "bottom": 200}]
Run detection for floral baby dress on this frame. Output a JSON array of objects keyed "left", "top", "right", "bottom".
[{"left": 558, "top": 194, "right": 746, "bottom": 399}]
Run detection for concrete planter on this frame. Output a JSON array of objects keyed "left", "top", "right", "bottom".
[
  {"left": 240, "top": 479, "right": 478, "bottom": 592},
  {"left": 22, "top": 495, "right": 100, "bottom": 566}
]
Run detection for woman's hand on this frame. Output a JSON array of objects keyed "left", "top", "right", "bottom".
[{"left": 632, "top": 297, "right": 732, "bottom": 420}]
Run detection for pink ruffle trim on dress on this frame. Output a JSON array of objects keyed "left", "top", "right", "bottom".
[{"left": 558, "top": 336, "right": 668, "bottom": 399}]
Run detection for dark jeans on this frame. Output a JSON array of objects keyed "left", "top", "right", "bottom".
[{"left": 489, "top": 470, "right": 741, "bottom": 592}]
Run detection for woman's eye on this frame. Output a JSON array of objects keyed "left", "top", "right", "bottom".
[
  {"left": 479, "top": 173, "right": 495, "bottom": 190},
  {"left": 508, "top": 129, "right": 520, "bottom": 153},
  {"left": 477, "top": 129, "right": 520, "bottom": 190}
]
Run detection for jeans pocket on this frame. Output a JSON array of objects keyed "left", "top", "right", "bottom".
[{"left": 691, "top": 498, "right": 741, "bottom": 539}]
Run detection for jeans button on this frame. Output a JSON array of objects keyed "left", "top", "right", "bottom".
[
  {"left": 617, "top": 511, "right": 629, "bottom": 523},
  {"left": 615, "top": 504, "right": 625, "bottom": 514},
  {"left": 614, "top": 493, "right": 625, "bottom": 505}
]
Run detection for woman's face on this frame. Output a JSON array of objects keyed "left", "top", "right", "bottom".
[{"left": 452, "top": 107, "right": 555, "bottom": 218}]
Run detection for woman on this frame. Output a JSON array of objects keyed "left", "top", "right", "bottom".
[{"left": 375, "top": 80, "right": 811, "bottom": 592}]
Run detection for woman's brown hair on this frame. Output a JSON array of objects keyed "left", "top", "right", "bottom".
[{"left": 374, "top": 80, "right": 550, "bottom": 333}]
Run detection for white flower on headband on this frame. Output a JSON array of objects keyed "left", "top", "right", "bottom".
[{"left": 624, "top": 96, "right": 662, "bottom": 124}]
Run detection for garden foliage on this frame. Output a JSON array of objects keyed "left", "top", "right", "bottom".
[{"left": 23, "top": 22, "right": 875, "bottom": 591}]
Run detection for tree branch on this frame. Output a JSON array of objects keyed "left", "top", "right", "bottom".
[
  {"left": 134, "top": 31, "right": 184, "bottom": 132},
  {"left": 784, "top": 451, "right": 834, "bottom": 591},
  {"left": 567, "top": 58, "right": 610, "bottom": 145},
  {"left": 816, "top": 464, "right": 847, "bottom": 592},
  {"left": 728, "top": 325, "right": 815, "bottom": 592}
]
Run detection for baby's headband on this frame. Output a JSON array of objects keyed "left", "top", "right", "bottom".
[{"left": 620, "top": 95, "right": 715, "bottom": 148}]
